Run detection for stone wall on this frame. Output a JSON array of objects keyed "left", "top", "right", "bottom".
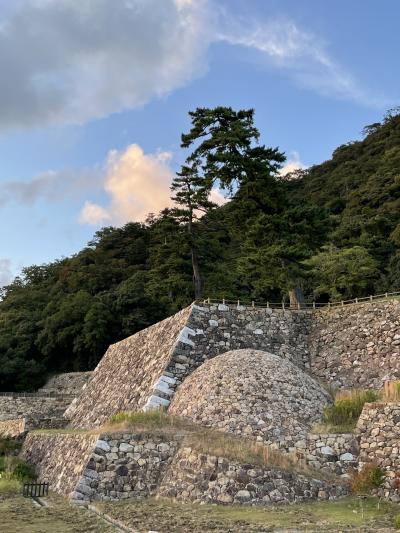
[
  {"left": 310, "top": 300, "right": 400, "bottom": 389},
  {"left": 73, "top": 433, "right": 181, "bottom": 501},
  {"left": 66, "top": 307, "right": 193, "bottom": 428},
  {"left": 20, "top": 433, "right": 98, "bottom": 496},
  {"left": 169, "top": 349, "right": 330, "bottom": 449},
  {"left": 158, "top": 447, "right": 349, "bottom": 505},
  {"left": 68, "top": 303, "right": 312, "bottom": 428},
  {"left": 0, "top": 418, "right": 26, "bottom": 437},
  {"left": 289, "top": 433, "right": 359, "bottom": 476},
  {"left": 39, "top": 372, "right": 93, "bottom": 396},
  {"left": 357, "top": 402, "right": 400, "bottom": 502},
  {"left": 0, "top": 395, "right": 71, "bottom": 429},
  {"left": 22, "top": 431, "right": 348, "bottom": 505}
]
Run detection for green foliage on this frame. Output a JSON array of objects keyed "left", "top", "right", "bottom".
[
  {"left": 324, "top": 390, "right": 380, "bottom": 428},
  {"left": 0, "top": 108, "right": 399, "bottom": 390},
  {"left": 394, "top": 514, "right": 400, "bottom": 529},
  {"left": 0, "top": 436, "right": 19, "bottom": 456},
  {"left": 351, "top": 464, "right": 385, "bottom": 494},
  {"left": 305, "top": 245, "right": 379, "bottom": 300}
]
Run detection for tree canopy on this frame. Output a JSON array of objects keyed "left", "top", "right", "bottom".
[{"left": 0, "top": 108, "right": 399, "bottom": 391}]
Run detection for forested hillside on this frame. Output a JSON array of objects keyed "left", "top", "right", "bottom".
[{"left": 0, "top": 108, "right": 399, "bottom": 391}]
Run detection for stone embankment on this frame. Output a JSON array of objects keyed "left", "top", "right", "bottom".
[
  {"left": 39, "top": 372, "right": 92, "bottom": 396},
  {"left": 67, "top": 304, "right": 312, "bottom": 429},
  {"left": 21, "top": 433, "right": 98, "bottom": 496},
  {"left": 169, "top": 349, "right": 330, "bottom": 448},
  {"left": 158, "top": 447, "right": 348, "bottom": 505},
  {"left": 72, "top": 433, "right": 181, "bottom": 501},
  {"left": 290, "top": 433, "right": 358, "bottom": 476},
  {"left": 357, "top": 402, "right": 400, "bottom": 502},
  {"left": 0, "top": 418, "right": 26, "bottom": 437},
  {"left": 310, "top": 300, "right": 400, "bottom": 389},
  {"left": 21, "top": 431, "right": 348, "bottom": 505},
  {"left": 0, "top": 395, "right": 71, "bottom": 430}
]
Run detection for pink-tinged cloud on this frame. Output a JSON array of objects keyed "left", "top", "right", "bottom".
[{"left": 79, "top": 143, "right": 228, "bottom": 226}]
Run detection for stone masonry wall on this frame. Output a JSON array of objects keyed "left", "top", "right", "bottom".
[
  {"left": 0, "top": 395, "right": 71, "bottom": 429},
  {"left": 39, "top": 372, "right": 93, "bottom": 396},
  {"left": 289, "top": 433, "right": 359, "bottom": 476},
  {"left": 158, "top": 447, "right": 349, "bottom": 505},
  {"left": 310, "top": 300, "right": 400, "bottom": 389},
  {"left": 20, "top": 433, "right": 98, "bottom": 496},
  {"left": 357, "top": 402, "right": 400, "bottom": 502},
  {"left": 0, "top": 418, "right": 26, "bottom": 437},
  {"left": 66, "top": 307, "right": 193, "bottom": 428},
  {"left": 68, "top": 303, "right": 312, "bottom": 428},
  {"left": 72, "top": 433, "right": 181, "bottom": 501},
  {"left": 22, "top": 431, "right": 348, "bottom": 504}
]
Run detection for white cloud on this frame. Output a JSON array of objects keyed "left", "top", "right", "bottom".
[
  {"left": 0, "top": 0, "right": 210, "bottom": 131},
  {"left": 279, "top": 151, "right": 307, "bottom": 177},
  {"left": 0, "top": 259, "right": 13, "bottom": 287},
  {"left": 79, "top": 144, "right": 175, "bottom": 225},
  {"left": 0, "top": 0, "right": 390, "bottom": 133},
  {"left": 79, "top": 144, "right": 230, "bottom": 226},
  {"left": 216, "top": 16, "right": 389, "bottom": 108}
]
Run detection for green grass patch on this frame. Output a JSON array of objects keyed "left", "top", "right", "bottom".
[
  {"left": 0, "top": 478, "right": 21, "bottom": 494},
  {"left": 0, "top": 493, "right": 115, "bottom": 532},
  {"left": 99, "top": 496, "right": 400, "bottom": 532},
  {"left": 323, "top": 389, "right": 380, "bottom": 430}
]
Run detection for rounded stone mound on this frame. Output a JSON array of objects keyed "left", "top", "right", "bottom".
[{"left": 169, "top": 349, "right": 330, "bottom": 447}]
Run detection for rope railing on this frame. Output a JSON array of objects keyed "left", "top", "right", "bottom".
[{"left": 196, "top": 290, "right": 400, "bottom": 311}]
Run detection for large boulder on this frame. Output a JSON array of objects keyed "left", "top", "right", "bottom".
[{"left": 169, "top": 349, "right": 330, "bottom": 448}]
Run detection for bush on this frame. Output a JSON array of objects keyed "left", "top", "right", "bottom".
[
  {"left": 0, "top": 456, "right": 36, "bottom": 482},
  {"left": 324, "top": 389, "right": 380, "bottom": 429},
  {"left": 394, "top": 514, "right": 400, "bottom": 530},
  {"left": 0, "top": 436, "right": 19, "bottom": 456},
  {"left": 351, "top": 464, "right": 385, "bottom": 494}
]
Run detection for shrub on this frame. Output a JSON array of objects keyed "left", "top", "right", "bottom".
[
  {"left": 0, "top": 436, "right": 19, "bottom": 456},
  {"left": 394, "top": 514, "right": 400, "bottom": 530},
  {"left": 1, "top": 456, "right": 36, "bottom": 482},
  {"left": 324, "top": 389, "right": 380, "bottom": 429},
  {"left": 351, "top": 464, "right": 385, "bottom": 494}
]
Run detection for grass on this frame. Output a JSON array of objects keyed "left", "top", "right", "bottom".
[
  {"left": 317, "top": 389, "right": 381, "bottom": 433},
  {"left": 105, "top": 410, "right": 328, "bottom": 479},
  {"left": 98, "top": 496, "right": 400, "bottom": 532},
  {"left": 383, "top": 380, "right": 400, "bottom": 401},
  {"left": 0, "top": 478, "right": 21, "bottom": 493},
  {"left": 0, "top": 492, "right": 115, "bottom": 533}
]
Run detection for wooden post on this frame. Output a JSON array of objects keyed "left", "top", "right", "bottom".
[
  {"left": 267, "top": 301, "right": 269, "bottom": 308},
  {"left": 282, "top": 301, "right": 285, "bottom": 310},
  {"left": 252, "top": 300, "right": 255, "bottom": 307},
  {"left": 312, "top": 301, "right": 316, "bottom": 309},
  {"left": 355, "top": 297, "right": 358, "bottom": 303}
]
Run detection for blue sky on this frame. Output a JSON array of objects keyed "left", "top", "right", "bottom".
[{"left": 0, "top": 0, "right": 398, "bottom": 284}]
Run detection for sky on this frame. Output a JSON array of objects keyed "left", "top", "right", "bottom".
[{"left": 0, "top": 0, "right": 399, "bottom": 285}]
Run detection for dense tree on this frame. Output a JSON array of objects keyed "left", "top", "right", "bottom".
[{"left": 0, "top": 108, "right": 398, "bottom": 390}]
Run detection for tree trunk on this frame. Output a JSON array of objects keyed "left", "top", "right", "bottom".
[
  {"left": 288, "top": 286, "right": 305, "bottom": 308},
  {"left": 191, "top": 247, "right": 203, "bottom": 299}
]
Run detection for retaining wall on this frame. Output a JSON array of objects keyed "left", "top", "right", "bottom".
[
  {"left": 357, "top": 402, "right": 400, "bottom": 502},
  {"left": 68, "top": 303, "right": 312, "bottom": 428},
  {"left": 157, "top": 447, "right": 349, "bottom": 505},
  {"left": 289, "top": 433, "right": 359, "bottom": 476},
  {"left": 0, "top": 395, "right": 71, "bottom": 429},
  {"left": 20, "top": 433, "right": 98, "bottom": 496},
  {"left": 0, "top": 418, "right": 26, "bottom": 437},
  {"left": 310, "top": 300, "right": 400, "bottom": 389},
  {"left": 39, "top": 372, "right": 93, "bottom": 396}
]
